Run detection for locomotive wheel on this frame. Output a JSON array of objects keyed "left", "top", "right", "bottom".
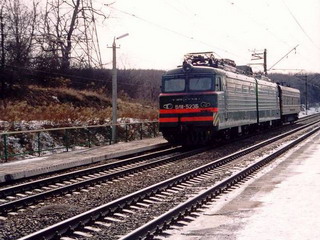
[
  {"left": 223, "top": 129, "right": 231, "bottom": 141},
  {"left": 186, "top": 132, "right": 198, "bottom": 145},
  {"left": 243, "top": 126, "right": 249, "bottom": 135},
  {"left": 200, "top": 131, "right": 211, "bottom": 145},
  {"left": 163, "top": 132, "right": 182, "bottom": 145},
  {"left": 185, "top": 131, "right": 211, "bottom": 146}
]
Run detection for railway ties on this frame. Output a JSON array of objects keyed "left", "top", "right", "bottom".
[
  {"left": 0, "top": 146, "right": 188, "bottom": 216},
  {"left": 15, "top": 117, "right": 320, "bottom": 240},
  {"left": 1, "top": 115, "right": 318, "bottom": 239},
  {"left": 122, "top": 122, "right": 320, "bottom": 240}
]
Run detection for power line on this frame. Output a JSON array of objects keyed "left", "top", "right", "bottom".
[
  {"left": 105, "top": 4, "right": 248, "bottom": 60},
  {"left": 162, "top": 0, "right": 193, "bottom": 19},
  {"left": 228, "top": 0, "right": 319, "bottom": 72},
  {"left": 268, "top": 44, "right": 299, "bottom": 71},
  {"left": 227, "top": 0, "right": 292, "bottom": 48},
  {"left": 281, "top": 0, "right": 320, "bottom": 52},
  {"left": 175, "top": 0, "right": 196, "bottom": 18}
]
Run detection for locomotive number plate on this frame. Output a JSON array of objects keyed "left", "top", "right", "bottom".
[{"left": 175, "top": 104, "right": 199, "bottom": 109}]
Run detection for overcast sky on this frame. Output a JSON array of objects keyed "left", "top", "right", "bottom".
[{"left": 98, "top": 0, "right": 320, "bottom": 73}]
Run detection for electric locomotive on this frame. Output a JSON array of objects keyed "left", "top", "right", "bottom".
[{"left": 159, "top": 52, "right": 300, "bottom": 145}]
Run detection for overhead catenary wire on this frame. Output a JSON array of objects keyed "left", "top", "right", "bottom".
[
  {"left": 268, "top": 44, "right": 299, "bottom": 71},
  {"left": 104, "top": 4, "right": 248, "bottom": 60},
  {"left": 106, "top": 1, "right": 319, "bottom": 72},
  {"left": 227, "top": 0, "right": 292, "bottom": 48},
  {"left": 281, "top": 0, "right": 320, "bottom": 52},
  {"left": 227, "top": 0, "right": 319, "bottom": 72},
  {"left": 162, "top": 0, "right": 193, "bottom": 19}
]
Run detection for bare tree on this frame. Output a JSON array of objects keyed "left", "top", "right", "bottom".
[
  {"left": 41, "top": 0, "right": 105, "bottom": 71},
  {"left": 0, "top": 6, "right": 4, "bottom": 70},
  {"left": 0, "top": 4, "right": 6, "bottom": 107},
  {"left": 4, "top": 0, "right": 39, "bottom": 68},
  {"left": 0, "top": 0, "right": 40, "bottom": 99}
]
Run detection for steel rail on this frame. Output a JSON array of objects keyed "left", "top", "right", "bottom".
[
  {"left": 0, "top": 145, "right": 176, "bottom": 198},
  {"left": 121, "top": 125, "right": 320, "bottom": 240},
  {"left": 0, "top": 146, "right": 207, "bottom": 215},
  {"left": 17, "top": 120, "right": 320, "bottom": 240},
  {"left": 2, "top": 113, "right": 317, "bottom": 199},
  {"left": 296, "top": 112, "right": 320, "bottom": 124}
]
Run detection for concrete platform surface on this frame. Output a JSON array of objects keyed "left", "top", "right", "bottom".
[
  {"left": 0, "top": 137, "right": 167, "bottom": 183},
  {"left": 162, "top": 131, "right": 320, "bottom": 240}
]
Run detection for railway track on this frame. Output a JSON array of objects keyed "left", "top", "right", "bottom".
[
  {"left": 122, "top": 123, "right": 320, "bottom": 240},
  {"left": 4, "top": 115, "right": 316, "bottom": 216},
  {"left": 296, "top": 112, "right": 320, "bottom": 124},
  {"left": 16, "top": 118, "right": 320, "bottom": 240},
  {"left": 0, "top": 146, "right": 211, "bottom": 215}
]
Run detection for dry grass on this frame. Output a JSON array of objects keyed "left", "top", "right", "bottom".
[
  {"left": 0, "top": 102, "right": 112, "bottom": 123},
  {"left": 118, "top": 99, "right": 158, "bottom": 120},
  {"left": 29, "top": 85, "right": 111, "bottom": 103},
  {"left": 0, "top": 86, "right": 158, "bottom": 126}
]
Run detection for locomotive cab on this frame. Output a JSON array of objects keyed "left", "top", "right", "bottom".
[{"left": 159, "top": 65, "right": 222, "bottom": 145}]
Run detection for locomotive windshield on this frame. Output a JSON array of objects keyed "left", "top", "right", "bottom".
[
  {"left": 162, "top": 75, "right": 214, "bottom": 93},
  {"left": 163, "top": 78, "right": 185, "bottom": 92},
  {"left": 189, "top": 77, "right": 212, "bottom": 91}
]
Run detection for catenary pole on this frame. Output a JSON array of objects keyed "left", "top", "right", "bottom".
[
  {"left": 111, "top": 37, "right": 117, "bottom": 143},
  {"left": 109, "top": 33, "right": 129, "bottom": 143}
]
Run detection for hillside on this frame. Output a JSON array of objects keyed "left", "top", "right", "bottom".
[{"left": 0, "top": 85, "right": 158, "bottom": 130}]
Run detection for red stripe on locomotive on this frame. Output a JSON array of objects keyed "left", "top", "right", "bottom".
[
  {"left": 159, "top": 107, "right": 218, "bottom": 114},
  {"left": 159, "top": 117, "right": 179, "bottom": 123},
  {"left": 181, "top": 116, "right": 214, "bottom": 122}
]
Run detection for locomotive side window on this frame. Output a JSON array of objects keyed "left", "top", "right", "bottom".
[
  {"left": 249, "top": 85, "right": 255, "bottom": 94},
  {"left": 242, "top": 85, "right": 249, "bottom": 93},
  {"left": 163, "top": 78, "right": 185, "bottom": 92},
  {"left": 216, "top": 76, "right": 223, "bottom": 91},
  {"left": 235, "top": 84, "right": 242, "bottom": 93},
  {"left": 227, "top": 82, "right": 235, "bottom": 92},
  {"left": 189, "top": 77, "right": 212, "bottom": 91}
]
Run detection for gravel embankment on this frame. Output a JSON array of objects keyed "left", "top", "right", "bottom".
[{"left": 0, "top": 121, "right": 315, "bottom": 240}]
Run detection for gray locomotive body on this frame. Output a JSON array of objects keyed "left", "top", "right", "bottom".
[{"left": 159, "top": 53, "right": 300, "bottom": 145}]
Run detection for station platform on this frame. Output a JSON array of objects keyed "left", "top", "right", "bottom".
[
  {"left": 0, "top": 137, "right": 167, "bottom": 183},
  {"left": 163, "top": 130, "right": 320, "bottom": 239}
]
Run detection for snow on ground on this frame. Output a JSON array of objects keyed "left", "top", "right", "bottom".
[
  {"left": 0, "top": 156, "right": 49, "bottom": 166},
  {"left": 162, "top": 128, "right": 320, "bottom": 240},
  {"left": 0, "top": 118, "right": 156, "bottom": 161},
  {"left": 299, "top": 106, "right": 320, "bottom": 118},
  {"left": 237, "top": 133, "right": 320, "bottom": 240}
]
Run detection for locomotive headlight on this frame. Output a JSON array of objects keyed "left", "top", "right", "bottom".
[
  {"left": 163, "top": 103, "right": 173, "bottom": 109},
  {"left": 200, "top": 102, "right": 211, "bottom": 108}
]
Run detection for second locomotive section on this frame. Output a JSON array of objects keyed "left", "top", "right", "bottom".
[{"left": 159, "top": 53, "right": 300, "bottom": 145}]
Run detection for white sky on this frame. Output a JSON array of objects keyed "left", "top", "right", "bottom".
[{"left": 98, "top": 0, "right": 320, "bottom": 73}]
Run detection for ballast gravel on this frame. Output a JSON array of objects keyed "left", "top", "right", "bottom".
[{"left": 0, "top": 122, "right": 315, "bottom": 240}]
